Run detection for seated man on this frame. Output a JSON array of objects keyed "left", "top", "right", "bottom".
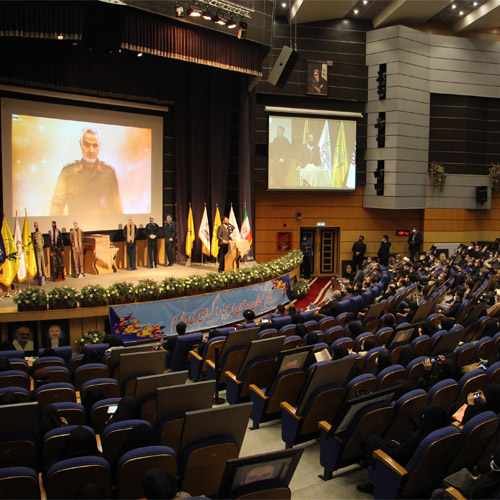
[{"left": 161, "top": 321, "right": 187, "bottom": 352}]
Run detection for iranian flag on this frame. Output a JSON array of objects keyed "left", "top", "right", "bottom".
[{"left": 240, "top": 205, "right": 252, "bottom": 245}]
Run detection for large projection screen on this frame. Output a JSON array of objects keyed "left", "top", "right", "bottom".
[
  {"left": 1, "top": 97, "right": 163, "bottom": 232},
  {"left": 268, "top": 115, "right": 356, "bottom": 191}
]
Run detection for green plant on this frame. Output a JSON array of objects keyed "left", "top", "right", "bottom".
[
  {"left": 47, "top": 286, "right": 79, "bottom": 309},
  {"left": 291, "top": 279, "right": 310, "bottom": 299},
  {"left": 79, "top": 284, "right": 108, "bottom": 307},
  {"left": 13, "top": 287, "right": 48, "bottom": 310},
  {"left": 107, "top": 281, "right": 136, "bottom": 305},
  {"left": 134, "top": 279, "right": 161, "bottom": 302},
  {"left": 489, "top": 163, "right": 500, "bottom": 191},
  {"left": 75, "top": 329, "right": 106, "bottom": 347},
  {"left": 428, "top": 161, "right": 447, "bottom": 192}
]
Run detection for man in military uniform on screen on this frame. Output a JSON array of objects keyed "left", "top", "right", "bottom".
[{"left": 50, "top": 126, "right": 123, "bottom": 216}]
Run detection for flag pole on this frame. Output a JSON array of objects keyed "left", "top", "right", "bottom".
[
  {"left": 25, "top": 209, "right": 31, "bottom": 288},
  {"left": 186, "top": 202, "right": 192, "bottom": 267}
]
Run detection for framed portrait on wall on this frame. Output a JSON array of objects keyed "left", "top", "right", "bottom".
[
  {"left": 41, "top": 319, "right": 70, "bottom": 349},
  {"left": 277, "top": 232, "right": 292, "bottom": 252},
  {"left": 307, "top": 61, "right": 328, "bottom": 95},
  {"left": 8, "top": 321, "right": 38, "bottom": 354}
]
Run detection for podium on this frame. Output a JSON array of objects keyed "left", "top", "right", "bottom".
[
  {"left": 83, "top": 234, "right": 118, "bottom": 275},
  {"left": 224, "top": 240, "right": 250, "bottom": 271}
]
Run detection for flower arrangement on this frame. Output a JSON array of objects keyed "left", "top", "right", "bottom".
[
  {"left": 17, "top": 250, "right": 304, "bottom": 310},
  {"left": 107, "top": 281, "right": 136, "bottom": 305},
  {"left": 489, "top": 163, "right": 500, "bottom": 192},
  {"left": 75, "top": 328, "right": 106, "bottom": 347},
  {"left": 428, "top": 161, "right": 447, "bottom": 192},
  {"left": 134, "top": 279, "right": 162, "bottom": 302},
  {"left": 47, "top": 286, "right": 79, "bottom": 309},
  {"left": 79, "top": 284, "right": 108, "bottom": 307},
  {"left": 13, "top": 287, "right": 48, "bottom": 311},
  {"left": 291, "top": 279, "right": 310, "bottom": 299}
]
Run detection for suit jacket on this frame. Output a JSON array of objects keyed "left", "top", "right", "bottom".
[{"left": 217, "top": 223, "right": 230, "bottom": 244}]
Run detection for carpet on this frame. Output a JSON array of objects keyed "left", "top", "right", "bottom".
[{"left": 294, "top": 277, "right": 332, "bottom": 310}]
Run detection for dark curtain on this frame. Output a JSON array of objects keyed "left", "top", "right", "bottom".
[
  {"left": 122, "top": 9, "right": 263, "bottom": 76},
  {"left": 175, "top": 65, "right": 233, "bottom": 263}
]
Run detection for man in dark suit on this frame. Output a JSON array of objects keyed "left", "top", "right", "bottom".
[
  {"left": 352, "top": 235, "right": 366, "bottom": 272},
  {"left": 408, "top": 226, "right": 423, "bottom": 262},
  {"left": 438, "top": 289, "right": 464, "bottom": 318},
  {"left": 217, "top": 216, "right": 231, "bottom": 272}
]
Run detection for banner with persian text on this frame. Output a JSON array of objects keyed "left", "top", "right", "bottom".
[{"left": 109, "top": 274, "right": 292, "bottom": 342}]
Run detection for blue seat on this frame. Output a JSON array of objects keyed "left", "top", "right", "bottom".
[
  {"left": 101, "top": 419, "right": 153, "bottom": 465},
  {"left": 43, "top": 425, "right": 96, "bottom": 462},
  {"left": 279, "top": 324, "right": 296, "bottom": 337},
  {"left": 0, "top": 385, "right": 30, "bottom": 402},
  {"left": 258, "top": 328, "right": 278, "bottom": 340},
  {"left": 383, "top": 389, "right": 428, "bottom": 442},
  {"left": 446, "top": 410, "right": 499, "bottom": 475},
  {"left": 39, "top": 346, "right": 73, "bottom": 363},
  {"left": 74, "top": 363, "right": 109, "bottom": 390},
  {"left": 455, "top": 369, "right": 487, "bottom": 405},
  {"left": 81, "top": 377, "right": 120, "bottom": 401},
  {"left": 43, "top": 365, "right": 71, "bottom": 384},
  {"left": 428, "top": 379, "right": 460, "bottom": 409},
  {"left": 345, "top": 373, "right": 377, "bottom": 399},
  {"left": 45, "top": 456, "right": 111, "bottom": 499},
  {"left": 85, "top": 343, "right": 110, "bottom": 361},
  {"left": 411, "top": 335, "right": 431, "bottom": 356},
  {"left": 301, "top": 310, "right": 316, "bottom": 321},
  {"left": 303, "top": 320, "right": 319, "bottom": 332},
  {"left": 324, "top": 326, "right": 344, "bottom": 344},
  {"left": 318, "top": 316, "right": 335, "bottom": 332},
  {"left": 0, "top": 350, "right": 25, "bottom": 360},
  {"left": 241, "top": 322, "right": 256, "bottom": 329},
  {"left": 34, "top": 382, "right": 76, "bottom": 408},
  {"left": 165, "top": 333, "right": 204, "bottom": 371},
  {"left": 271, "top": 316, "right": 292, "bottom": 331},
  {"left": 90, "top": 397, "right": 122, "bottom": 434},
  {"left": 0, "top": 433, "right": 37, "bottom": 469},
  {"left": 281, "top": 335, "right": 303, "bottom": 351},
  {"left": 0, "top": 370, "right": 30, "bottom": 390},
  {"left": 0, "top": 466, "right": 39, "bottom": 499},
  {"left": 32, "top": 356, "right": 66, "bottom": 371},
  {"left": 370, "top": 426, "right": 462, "bottom": 499},
  {"left": 405, "top": 356, "right": 428, "bottom": 382},
  {"left": 188, "top": 335, "right": 225, "bottom": 382},
  {"left": 361, "top": 347, "right": 388, "bottom": 374},
  {"left": 117, "top": 445, "right": 177, "bottom": 500},
  {"left": 376, "top": 364, "right": 406, "bottom": 391},
  {"left": 353, "top": 332, "right": 376, "bottom": 352},
  {"left": 7, "top": 358, "right": 29, "bottom": 374},
  {"left": 319, "top": 400, "right": 394, "bottom": 480},
  {"left": 330, "top": 337, "right": 354, "bottom": 352},
  {"left": 487, "top": 360, "right": 500, "bottom": 385},
  {"left": 52, "top": 402, "right": 86, "bottom": 426}
]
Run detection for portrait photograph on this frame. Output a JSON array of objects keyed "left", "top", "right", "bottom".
[
  {"left": 8, "top": 321, "right": 38, "bottom": 353},
  {"left": 307, "top": 61, "right": 328, "bottom": 96},
  {"left": 277, "top": 231, "right": 292, "bottom": 252},
  {"left": 41, "top": 319, "right": 69, "bottom": 349}
]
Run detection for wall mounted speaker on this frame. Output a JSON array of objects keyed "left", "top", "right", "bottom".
[
  {"left": 476, "top": 186, "right": 488, "bottom": 204},
  {"left": 267, "top": 46, "right": 299, "bottom": 88}
]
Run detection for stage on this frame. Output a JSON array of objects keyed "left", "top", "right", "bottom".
[{"left": 0, "top": 260, "right": 257, "bottom": 313}]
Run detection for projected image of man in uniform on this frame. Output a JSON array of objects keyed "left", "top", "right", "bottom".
[{"left": 50, "top": 125, "right": 123, "bottom": 216}]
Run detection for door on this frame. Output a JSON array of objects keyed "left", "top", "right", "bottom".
[{"left": 300, "top": 227, "right": 339, "bottom": 277}]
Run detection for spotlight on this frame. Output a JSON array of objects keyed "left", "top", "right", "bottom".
[
  {"left": 212, "top": 11, "right": 226, "bottom": 25},
  {"left": 188, "top": 4, "right": 202, "bottom": 17},
  {"left": 137, "top": 52, "right": 143, "bottom": 57},
  {"left": 452, "top": 3, "right": 456, "bottom": 8},
  {"left": 227, "top": 16, "right": 237, "bottom": 29},
  {"left": 57, "top": 34, "right": 64, "bottom": 40},
  {"left": 175, "top": 1, "right": 184, "bottom": 17},
  {"left": 202, "top": 9, "right": 212, "bottom": 20},
  {"left": 237, "top": 20, "right": 247, "bottom": 39}
]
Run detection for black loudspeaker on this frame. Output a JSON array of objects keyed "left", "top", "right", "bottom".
[
  {"left": 476, "top": 186, "right": 488, "bottom": 204},
  {"left": 81, "top": 2, "right": 125, "bottom": 54},
  {"left": 267, "top": 46, "right": 299, "bottom": 88}
]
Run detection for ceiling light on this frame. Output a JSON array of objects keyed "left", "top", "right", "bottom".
[
  {"left": 202, "top": 9, "right": 212, "bottom": 20},
  {"left": 237, "top": 21, "right": 247, "bottom": 39},
  {"left": 354, "top": 9, "right": 359, "bottom": 14},
  {"left": 281, "top": 1, "right": 287, "bottom": 7},
  {"left": 473, "top": 1, "right": 478, "bottom": 5},
  {"left": 175, "top": 1, "right": 184, "bottom": 17},
  {"left": 227, "top": 16, "right": 237, "bottom": 28},
  {"left": 212, "top": 11, "right": 226, "bottom": 25},
  {"left": 57, "top": 34, "right": 64, "bottom": 40},
  {"left": 459, "top": 10, "right": 464, "bottom": 15},
  {"left": 452, "top": 3, "right": 456, "bottom": 8},
  {"left": 137, "top": 52, "right": 143, "bottom": 57},
  {"left": 188, "top": 4, "right": 202, "bottom": 16},
  {"left": 363, "top": 0, "right": 368, "bottom": 4}
]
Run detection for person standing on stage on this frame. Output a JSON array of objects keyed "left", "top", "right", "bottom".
[
  {"left": 33, "top": 222, "right": 46, "bottom": 280},
  {"left": 163, "top": 214, "right": 176, "bottom": 267},
  {"left": 146, "top": 216, "right": 160, "bottom": 268},
  {"left": 217, "top": 216, "right": 231, "bottom": 272},
  {"left": 352, "top": 235, "right": 366, "bottom": 271},
  {"left": 378, "top": 234, "right": 391, "bottom": 266},
  {"left": 70, "top": 220, "right": 85, "bottom": 278},
  {"left": 49, "top": 220, "right": 65, "bottom": 281},
  {"left": 123, "top": 217, "right": 137, "bottom": 270},
  {"left": 408, "top": 225, "right": 423, "bottom": 262}
]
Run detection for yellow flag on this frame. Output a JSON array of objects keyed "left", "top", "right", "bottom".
[
  {"left": 23, "top": 211, "right": 37, "bottom": 279},
  {"left": 0, "top": 217, "right": 18, "bottom": 287},
  {"left": 211, "top": 206, "right": 221, "bottom": 258},
  {"left": 332, "top": 121, "right": 348, "bottom": 187},
  {"left": 185, "top": 205, "right": 195, "bottom": 258},
  {"left": 302, "top": 118, "right": 309, "bottom": 144}
]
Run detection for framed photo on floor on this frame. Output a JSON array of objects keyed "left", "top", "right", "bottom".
[
  {"left": 8, "top": 321, "right": 38, "bottom": 354},
  {"left": 307, "top": 61, "right": 328, "bottom": 95}
]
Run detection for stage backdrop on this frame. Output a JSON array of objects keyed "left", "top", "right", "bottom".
[{"left": 109, "top": 274, "right": 293, "bottom": 341}]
